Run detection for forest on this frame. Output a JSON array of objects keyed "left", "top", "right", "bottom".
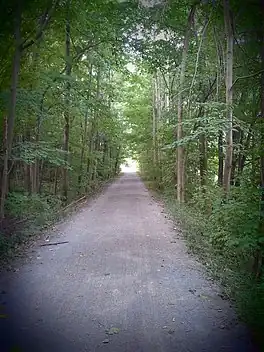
[{"left": 0, "top": 0, "right": 264, "bottom": 347}]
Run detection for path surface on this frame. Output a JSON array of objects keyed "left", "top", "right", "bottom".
[{"left": 0, "top": 173, "right": 256, "bottom": 351}]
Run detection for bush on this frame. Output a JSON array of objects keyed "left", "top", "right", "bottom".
[
  {"left": 4, "top": 192, "right": 62, "bottom": 235},
  {"left": 6, "top": 192, "right": 61, "bottom": 219}
]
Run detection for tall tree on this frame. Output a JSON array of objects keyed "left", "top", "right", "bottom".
[
  {"left": 176, "top": 5, "right": 196, "bottom": 202},
  {"left": 222, "top": 0, "right": 234, "bottom": 194},
  {"left": 63, "top": 0, "right": 72, "bottom": 202}
]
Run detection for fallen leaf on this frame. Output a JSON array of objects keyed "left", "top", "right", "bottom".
[
  {"left": 106, "top": 327, "right": 120, "bottom": 335},
  {"left": 218, "top": 293, "right": 228, "bottom": 300},
  {"left": 199, "top": 294, "right": 210, "bottom": 300},
  {"left": 188, "top": 289, "right": 196, "bottom": 294}
]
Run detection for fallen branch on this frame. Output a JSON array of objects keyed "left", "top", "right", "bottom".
[
  {"left": 40, "top": 241, "right": 69, "bottom": 247},
  {"left": 60, "top": 195, "right": 87, "bottom": 212}
]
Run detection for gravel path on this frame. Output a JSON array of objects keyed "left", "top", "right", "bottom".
[{"left": 0, "top": 173, "right": 256, "bottom": 351}]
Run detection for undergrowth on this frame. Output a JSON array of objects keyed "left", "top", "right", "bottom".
[
  {"left": 0, "top": 193, "right": 62, "bottom": 262},
  {"left": 0, "top": 178, "right": 113, "bottom": 264}
]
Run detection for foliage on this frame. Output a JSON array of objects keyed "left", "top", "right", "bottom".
[{"left": 6, "top": 192, "right": 61, "bottom": 219}]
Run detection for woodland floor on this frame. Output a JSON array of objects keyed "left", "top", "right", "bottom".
[{"left": 0, "top": 173, "right": 257, "bottom": 352}]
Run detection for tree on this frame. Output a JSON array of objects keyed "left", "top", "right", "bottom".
[
  {"left": 62, "top": 0, "right": 71, "bottom": 202},
  {"left": 222, "top": 0, "right": 233, "bottom": 194},
  {"left": 176, "top": 5, "right": 196, "bottom": 202}
]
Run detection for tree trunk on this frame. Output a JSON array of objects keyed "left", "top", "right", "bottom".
[
  {"left": 0, "top": 3, "right": 22, "bottom": 219},
  {"left": 91, "top": 68, "right": 101, "bottom": 182},
  {"left": 31, "top": 14, "right": 47, "bottom": 194},
  {"left": 78, "top": 65, "right": 93, "bottom": 192},
  {"left": 230, "top": 128, "right": 240, "bottom": 185},
  {"left": 176, "top": 5, "right": 196, "bottom": 202},
  {"left": 199, "top": 133, "right": 207, "bottom": 189},
  {"left": 223, "top": 0, "right": 234, "bottom": 194},
  {"left": 62, "top": 2, "right": 71, "bottom": 202},
  {"left": 109, "top": 147, "right": 113, "bottom": 178},
  {"left": 54, "top": 167, "right": 58, "bottom": 195},
  {"left": 25, "top": 128, "right": 32, "bottom": 194},
  {"left": 38, "top": 160, "right": 44, "bottom": 194},
  {"left": 218, "top": 130, "right": 224, "bottom": 186},
  {"left": 114, "top": 146, "right": 121, "bottom": 175},
  {"left": 78, "top": 107, "right": 88, "bottom": 192},
  {"left": 253, "top": 0, "right": 264, "bottom": 279},
  {"left": 152, "top": 71, "right": 158, "bottom": 180},
  {"left": 101, "top": 139, "right": 108, "bottom": 180},
  {"left": 86, "top": 121, "right": 95, "bottom": 187},
  {"left": 236, "top": 126, "right": 254, "bottom": 185},
  {"left": 0, "top": 118, "right": 8, "bottom": 220},
  {"left": 92, "top": 132, "right": 100, "bottom": 181},
  {"left": 7, "top": 6, "right": 22, "bottom": 154}
]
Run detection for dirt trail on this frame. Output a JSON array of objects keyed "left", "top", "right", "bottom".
[{"left": 0, "top": 173, "right": 256, "bottom": 351}]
